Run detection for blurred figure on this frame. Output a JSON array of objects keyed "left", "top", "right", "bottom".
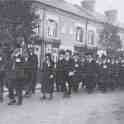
[
  {"left": 63, "top": 50, "right": 74, "bottom": 97},
  {"left": 8, "top": 54, "right": 28, "bottom": 105},
  {"left": 119, "top": 58, "right": 124, "bottom": 88},
  {"left": 98, "top": 55, "right": 108, "bottom": 92},
  {"left": 108, "top": 58, "right": 120, "bottom": 90},
  {"left": 72, "top": 53, "right": 82, "bottom": 92},
  {"left": 25, "top": 48, "right": 38, "bottom": 96},
  {"left": 85, "top": 55, "right": 97, "bottom": 93},
  {"left": 0, "top": 54, "right": 5, "bottom": 103},
  {"left": 41, "top": 53, "right": 55, "bottom": 100},
  {"left": 56, "top": 50, "right": 65, "bottom": 92}
]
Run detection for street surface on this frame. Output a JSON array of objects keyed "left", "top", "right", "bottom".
[{"left": 1, "top": 90, "right": 124, "bottom": 124}]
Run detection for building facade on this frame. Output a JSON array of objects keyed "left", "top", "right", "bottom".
[{"left": 27, "top": 0, "right": 124, "bottom": 67}]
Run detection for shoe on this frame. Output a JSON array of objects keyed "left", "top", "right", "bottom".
[
  {"left": 40, "top": 96, "right": 46, "bottom": 100},
  {"left": 8, "top": 99, "right": 16, "bottom": 105},
  {"left": 24, "top": 92, "right": 32, "bottom": 98}
]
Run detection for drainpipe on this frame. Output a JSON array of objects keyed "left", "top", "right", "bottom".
[{"left": 85, "top": 19, "right": 88, "bottom": 47}]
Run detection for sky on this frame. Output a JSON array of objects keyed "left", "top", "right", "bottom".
[{"left": 66, "top": 0, "right": 124, "bottom": 22}]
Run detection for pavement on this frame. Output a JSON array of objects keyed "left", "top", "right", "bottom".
[{"left": 0, "top": 89, "right": 124, "bottom": 124}]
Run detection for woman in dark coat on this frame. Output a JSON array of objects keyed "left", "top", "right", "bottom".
[
  {"left": 72, "top": 53, "right": 82, "bottom": 92},
  {"left": 41, "top": 53, "right": 55, "bottom": 100}
]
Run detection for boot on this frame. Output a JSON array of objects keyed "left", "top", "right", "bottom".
[
  {"left": 8, "top": 99, "right": 16, "bottom": 105},
  {"left": 16, "top": 96, "right": 23, "bottom": 106},
  {"left": 24, "top": 92, "right": 32, "bottom": 98}
]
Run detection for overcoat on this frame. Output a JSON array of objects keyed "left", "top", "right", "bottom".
[{"left": 41, "top": 60, "right": 55, "bottom": 93}]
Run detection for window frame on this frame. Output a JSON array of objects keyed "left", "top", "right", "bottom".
[
  {"left": 47, "top": 19, "right": 58, "bottom": 38},
  {"left": 75, "top": 26, "right": 84, "bottom": 43},
  {"left": 87, "top": 30, "right": 94, "bottom": 45}
]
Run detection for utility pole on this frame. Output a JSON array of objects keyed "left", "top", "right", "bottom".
[{"left": 41, "top": 8, "right": 45, "bottom": 68}]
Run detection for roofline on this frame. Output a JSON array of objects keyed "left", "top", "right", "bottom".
[
  {"left": 27, "top": 0, "right": 105, "bottom": 25},
  {"left": 25, "top": 0, "right": 124, "bottom": 30}
]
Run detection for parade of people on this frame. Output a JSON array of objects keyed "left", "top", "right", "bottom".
[{"left": 0, "top": 45, "right": 124, "bottom": 106}]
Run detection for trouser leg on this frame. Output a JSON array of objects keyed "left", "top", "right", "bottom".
[
  {"left": 49, "top": 80, "right": 54, "bottom": 99},
  {"left": 31, "top": 72, "right": 37, "bottom": 94},
  {"left": 16, "top": 86, "right": 23, "bottom": 105},
  {"left": 8, "top": 87, "right": 15, "bottom": 100},
  {"left": 7, "top": 80, "right": 17, "bottom": 105},
  {"left": 25, "top": 71, "right": 33, "bottom": 95},
  {"left": 56, "top": 80, "right": 60, "bottom": 92},
  {"left": 68, "top": 78, "right": 72, "bottom": 95},
  {"left": 15, "top": 81, "right": 23, "bottom": 105},
  {"left": 60, "top": 80, "right": 65, "bottom": 92},
  {"left": 0, "top": 80, "right": 3, "bottom": 102}
]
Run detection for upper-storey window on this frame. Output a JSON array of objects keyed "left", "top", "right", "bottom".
[
  {"left": 35, "top": 23, "right": 40, "bottom": 35},
  {"left": 48, "top": 19, "right": 57, "bottom": 37},
  {"left": 87, "top": 30, "right": 94, "bottom": 44},
  {"left": 76, "top": 26, "right": 84, "bottom": 42}
]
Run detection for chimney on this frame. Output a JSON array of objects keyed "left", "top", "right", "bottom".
[
  {"left": 105, "top": 10, "right": 118, "bottom": 24},
  {"left": 81, "top": 0, "right": 96, "bottom": 11}
]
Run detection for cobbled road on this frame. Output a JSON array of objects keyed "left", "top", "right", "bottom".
[{"left": 1, "top": 90, "right": 124, "bottom": 124}]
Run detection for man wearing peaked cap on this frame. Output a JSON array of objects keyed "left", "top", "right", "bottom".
[{"left": 66, "top": 49, "right": 72, "bottom": 56}]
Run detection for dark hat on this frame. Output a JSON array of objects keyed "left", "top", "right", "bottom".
[
  {"left": 73, "top": 52, "right": 79, "bottom": 56},
  {"left": 65, "top": 49, "right": 72, "bottom": 55},
  {"left": 45, "top": 53, "right": 51, "bottom": 57},
  {"left": 59, "top": 49, "right": 65, "bottom": 55},
  {"left": 73, "top": 52, "right": 80, "bottom": 57}
]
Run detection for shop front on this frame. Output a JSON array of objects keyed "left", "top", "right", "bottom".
[{"left": 74, "top": 45, "right": 97, "bottom": 58}]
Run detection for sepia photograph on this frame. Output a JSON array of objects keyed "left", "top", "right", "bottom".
[{"left": 0, "top": 0, "right": 124, "bottom": 124}]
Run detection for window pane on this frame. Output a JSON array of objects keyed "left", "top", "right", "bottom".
[
  {"left": 88, "top": 30, "right": 94, "bottom": 44},
  {"left": 48, "top": 19, "right": 57, "bottom": 37},
  {"left": 76, "top": 27, "right": 83, "bottom": 42}
]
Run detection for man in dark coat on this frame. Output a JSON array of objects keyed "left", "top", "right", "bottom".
[
  {"left": 41, "top": 53, "right": 55, "bottom": 100},
  {"left": 26, "top": 48, "right": 38, "bottom": 95},
  {"left": 85, "top": 55, "right": 97, "bottom": 93},
  {"left": 72, "top": 53, "right": 82, "bottom": 92},
  {"left": 0, "top": 54, "right": 5, "bottom": 102},
  {"left": 119, "top": 59, "right": 124, "bottom": 88},
  {"left": 56, "top": 50, "right": 65, "bottom": 92},
  {"left": 98, "top": 56, "right": 109, "bottom": 92},
  {"left": 106, "top": 57, "right": 113, "bottom": 90},
  {"left": 8, "top": 55, "right": 27, "bottom": 105},
  {"left": 95, "top": 56, "right": 102, "bottom": 89},
  {"left": 112, "top": 59, "right": 120, "bottom": 89},
  {"left": 63, "top": 50, "right": 74, "bottom": 97}
]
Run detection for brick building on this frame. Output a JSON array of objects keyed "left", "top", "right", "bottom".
[{"left": 27, "top": 0, "right": 124, "bottom": 67}]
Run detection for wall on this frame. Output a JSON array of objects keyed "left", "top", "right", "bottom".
[{"left": 33, "top": 2, "right": 123, "bottom": 54}]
